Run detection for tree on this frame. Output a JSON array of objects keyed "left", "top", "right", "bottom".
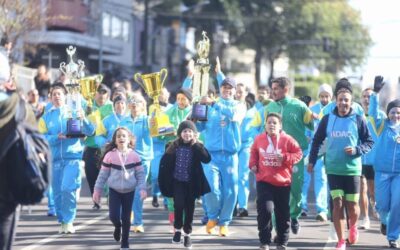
[
  {"left": 286, "top": 1, "right": 372, "bottom": 75},
  {"left": 221, "top": 0, "right": 371, "bottom": 86},
  {"left": 0, "top": 0, "right": 44, "bottom": 61}
]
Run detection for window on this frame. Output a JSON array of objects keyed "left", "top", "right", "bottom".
[
  {"left": 102, "top": 12, "right": 129, "bottom": 42},
  {"left": 122, "top": 21, "right": 129, "bottom": 42},
  {"left": 102, "top": 12, "right": 111, "bottom": 37},
  {"left": 111, "top": 16, "right": 122, "bottom": 38}
]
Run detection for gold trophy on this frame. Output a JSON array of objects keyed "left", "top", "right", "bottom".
[
  {"left": 79, "top": 74, "right": 103, "bottom": 108},
  {"left": 134, "top": 68, "right": 175, "bottom": 137},
  {"left": 59, "top": 46, "right": 86, "bottom": 138},
  {"left": 191, "top": 31, "right": 211, "bottom": 121}
]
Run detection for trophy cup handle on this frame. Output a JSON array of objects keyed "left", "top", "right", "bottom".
[
  {"left": 134, "top": 72, "right": 144, "bottom": 89},
  {"left": 60, "top": 62, "right": 67, "bottom": 75},
  {"left": 160, "top": 68, "right": 168, "bottom": 88},
  {"left": 96, "top": 74, "right": 104, "bottom": 83}
]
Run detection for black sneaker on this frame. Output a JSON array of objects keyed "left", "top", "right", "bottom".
[
  {"left": 291, "top": 219, "right": 300, "bottom": 235},
  {"left": 238, "top": 208, "right": 249, "bottom": 217},
  {"left": 381, "top": 223, "right": 387, "bottom": 236},
  {"left": 172, "top": 231, "right": 181, "bottom": 244},
  {"left": 389, "top": 240, "right": 398, "bottom": 248},
  {"left": 300, "top": 210, "right": 307, "bottom": 217},
  {"left": 184, "top": 235, "right": 192, "bottom": 249},
  {"left": 152, "top": 196, "right": 159, "bottom": 208},
  {"left": 113, "top": 226, "right": 121, "bottom": 242},
  {"left": 92, "top": 203, "right": 101, "bottom": 211}
]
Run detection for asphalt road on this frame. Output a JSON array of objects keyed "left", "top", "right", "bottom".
[{"left": 12, "top": 175, "right": 393, "bottom": 250}]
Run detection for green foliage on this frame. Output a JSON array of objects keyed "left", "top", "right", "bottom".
[
  {"left": 293, "top": 73, "right": 335, "bottom": 100},
  {"left": 220, "top": 0, "right": 372, "bottom": 82}
]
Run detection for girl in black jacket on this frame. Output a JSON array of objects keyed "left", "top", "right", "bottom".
[{"left": 158, "top": 120, "right": 211, "bottom": 249}]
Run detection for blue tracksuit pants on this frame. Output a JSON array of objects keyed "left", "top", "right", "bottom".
[
  {"left": 375, "top": 171, "right": 400, "bottom": 241},
  {"left": 203, "top": 151, "right": 238, "bottom": 226},
  {"left": 52, "top": 159, "right": 82, "bottom": 224},
  {"left": 238, "top": 146, "right": 251, "bottom": 209},
  {"left": 301, "top": 157, "right": 328, "bottom": 214},
  {"left": 150, "top": 143, "right": 165, "bottom": 197},
  {"left": 132, "top": 160, "right": 150, "bottom": 226}
]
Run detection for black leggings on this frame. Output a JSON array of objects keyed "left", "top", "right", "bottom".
[
  {"left": 108, "top": 188, "right": 135, "bottom": 248},
  {"left": 173, "top": 181, "right": 196, "bottom": 234}
]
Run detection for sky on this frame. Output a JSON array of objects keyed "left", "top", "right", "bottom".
[{"left": 349, "top": 0, "right": 400, "bottom": 93}]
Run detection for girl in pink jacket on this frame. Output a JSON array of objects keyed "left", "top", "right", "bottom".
[{"left": 249, "top": 112, "right": 302, "bottom": 250}]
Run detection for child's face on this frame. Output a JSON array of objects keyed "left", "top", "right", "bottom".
[
  {"left": 181, "top": 128, "right": 195, "bottom": 143},
  {"left": 116, "top": 129, "right": 130, "bottom": 148},
  {"left": 388, "top": 107, "right": 400, "bottom": 125},
  {"left": 265, "top": 116, "right": 281, "bottom": 136}
]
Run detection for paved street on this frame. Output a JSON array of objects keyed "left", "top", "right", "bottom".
[{"left": 12, "top": 177, "right": 393, "bottom": 250}]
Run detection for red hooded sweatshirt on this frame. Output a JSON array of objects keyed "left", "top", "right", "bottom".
[{"left": 249, "top": 131, "right": 302, "bottom": 187}]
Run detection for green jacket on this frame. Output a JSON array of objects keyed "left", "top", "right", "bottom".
[
  {"left": 85, "top": 100, "right": 113, "bottom": 148},
  {"left": 265, "top": 96, "right": 314, "bottom": 150}
]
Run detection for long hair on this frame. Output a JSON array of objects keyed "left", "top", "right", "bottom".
[{"left": 98, "top": 127, "right": 136, "bottom": 167}]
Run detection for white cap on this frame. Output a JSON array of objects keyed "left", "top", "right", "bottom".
[
  {"left": 318, "top": 83, "right": 333, "bottom": 97},
  {"left": 0, "top": 52, "right": 10, "bottom": 84}
]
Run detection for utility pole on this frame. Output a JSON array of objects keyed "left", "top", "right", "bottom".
[
  {"left": 99, "top": 0, "right": 104, "bottom": 73},
  {"left": 143, "top": 0, "right": 149, "bottom": 71}
]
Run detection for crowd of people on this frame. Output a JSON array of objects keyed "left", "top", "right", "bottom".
[{"left": 0, "top": 45, "right": 400, "bottom": 250}]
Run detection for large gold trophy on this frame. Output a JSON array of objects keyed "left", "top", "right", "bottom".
[
  {"left": 191, "top": 31, "right": 211, "bottom": 121},
  {"left": 59, "top": 46, "right": 86, "bottom": 138},
  {"left": 79, "top": 74, "right": 103, "bottom": 108},
  {"left": 134, "top": 69, "right": 175, "bottom": 137}
]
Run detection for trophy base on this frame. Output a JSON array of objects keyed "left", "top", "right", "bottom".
[
  {"left": 66, "top": 133, "right": 86, "bottom": 138},
  {"left": 66, "top": 119, "right": 85, "bottom": 138},
  {"left": 191, "top": 102, "right": 208, "bottom": 121}
]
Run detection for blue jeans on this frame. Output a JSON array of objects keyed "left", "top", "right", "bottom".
[{"left": 203, "top": 151, "right": 238, "bottom": 226}]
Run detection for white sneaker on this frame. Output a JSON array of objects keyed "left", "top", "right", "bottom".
[
  {"left": 65, "top": 223, "right": 76, "bottom": 234},
  {"left": 359, "top": 218, "right": 370, "bottom": 229},
  {"left": 328, "top": 222, "right": 338, "bottom": 242},
  {"left": 59, "top": 223, "right": 66, "bottom": 234}
]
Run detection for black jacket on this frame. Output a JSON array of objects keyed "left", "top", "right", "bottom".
[{"left": 158, "top": 140, "right": 211, "bottom": 198}]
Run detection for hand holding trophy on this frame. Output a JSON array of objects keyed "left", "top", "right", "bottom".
[
  {"left": 134, "top": 69, "right": 175, "bottom": 137},
  {"left": 59, "top": 46, "right": 86, "bottom": 138},
  {"left": 191, "top": 31, "right": 211, "bottom": 121}
]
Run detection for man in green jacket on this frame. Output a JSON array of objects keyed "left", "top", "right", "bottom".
[
  {"left": 83, "top": 84, "right": 113, "bottom": 210},
  {"left": 264, "top": 77, "right": 314, "bottom": 236}
]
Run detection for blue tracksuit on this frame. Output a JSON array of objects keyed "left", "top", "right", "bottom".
[
  {"left": 362, "top": 110, "right": 386, "bottom": 166},
  {"left": 39, "top": 106, "right": 95, "bottom": 224},
  {"left": 120, "top": 114, "right": 153, "bottom": 226},
  {"left": 196, "top": 74, "right": 245, "bottom": 225},
  {"left": 369, "top": 93, "right": 400, "bottom": 242},
  {"left": 301, "top": 102, "right": 328, "bottom": 214},
  {"left": 98, "top": 112, "right": 129, "bottom": 145},
  {"left": 237, "top": 105, "right": 258, "bottom": 210}
]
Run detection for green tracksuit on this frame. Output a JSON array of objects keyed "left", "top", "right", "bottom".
[{"left": 265, "top": 96, "right": 314, "bottom": 220}]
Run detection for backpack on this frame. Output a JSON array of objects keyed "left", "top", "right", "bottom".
[{"left": 0, "top": 97, "right": 51, "bottom": 205}]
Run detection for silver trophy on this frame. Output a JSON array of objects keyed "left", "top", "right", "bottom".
[
  {"left": 59, "top": 46, "right": 86, "bottom": 138},
  {"left": 191, "top": 31, "right": 211, "bottom": 121}
]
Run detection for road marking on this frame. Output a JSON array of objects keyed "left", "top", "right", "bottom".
[{"left": 21, "top": 212, "right": 108, "bottom": 250}]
